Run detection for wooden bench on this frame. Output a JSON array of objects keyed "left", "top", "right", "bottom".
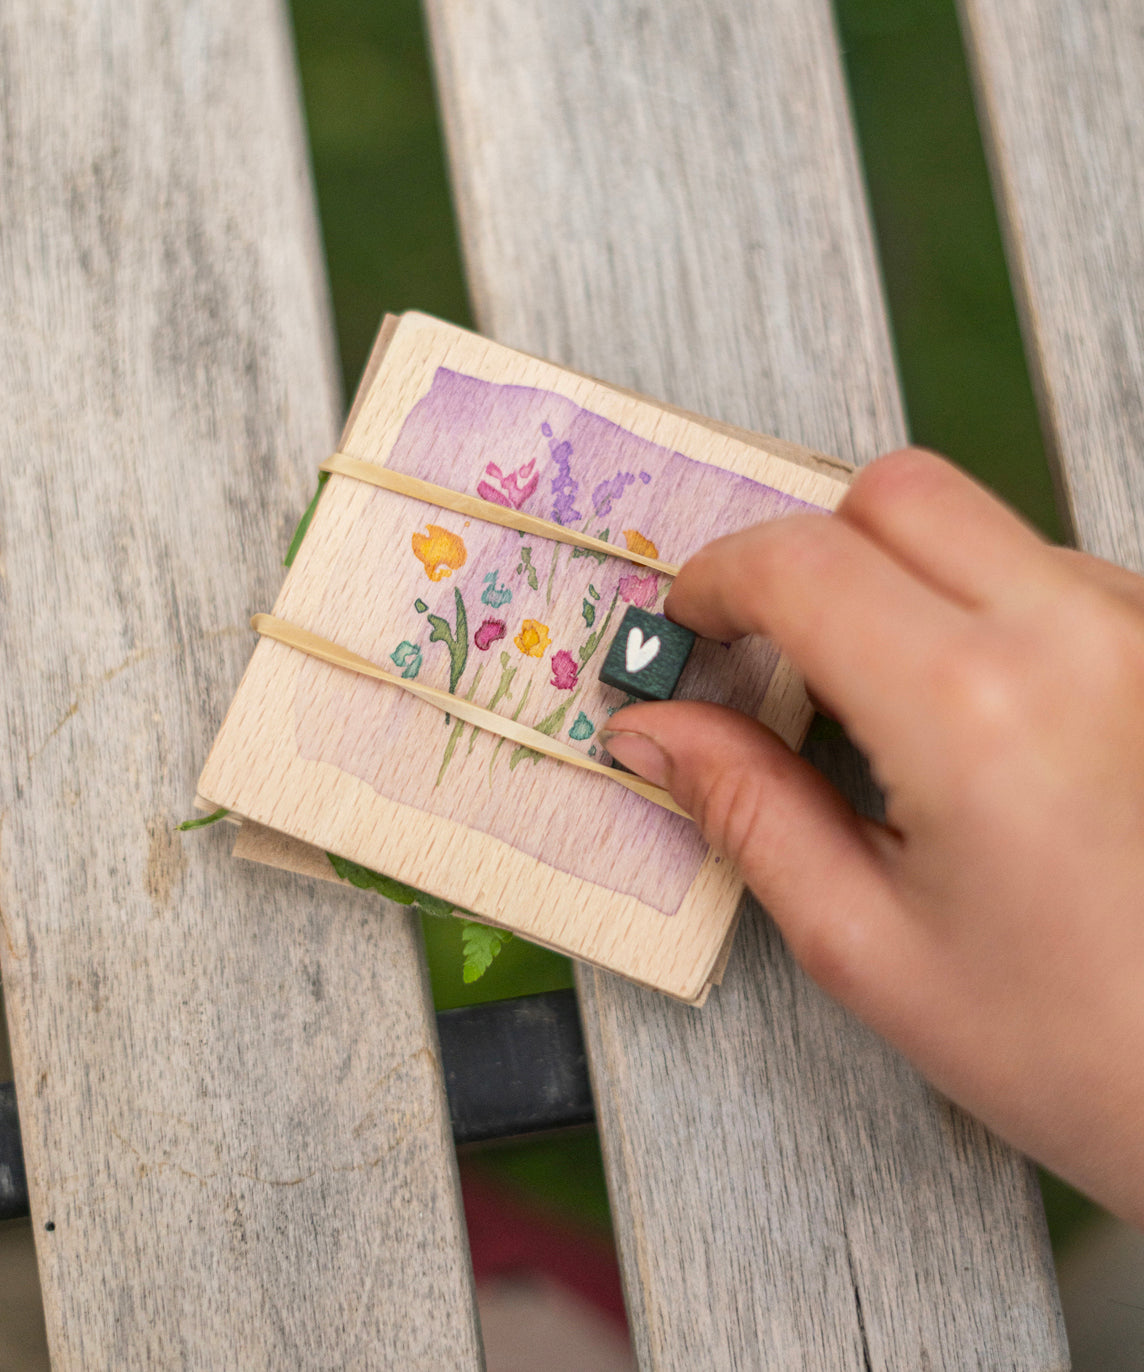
[{"left": 1, "top": 0, "right": 1138, "bottom": 1364}]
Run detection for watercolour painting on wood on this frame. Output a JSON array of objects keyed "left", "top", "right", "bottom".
[{"left": 196, "top": 313, "right": 853, "bottom": 1002}]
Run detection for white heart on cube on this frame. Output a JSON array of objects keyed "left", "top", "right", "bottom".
[{"left": 625, "top": 626, "right": 661, "bottom": 673}]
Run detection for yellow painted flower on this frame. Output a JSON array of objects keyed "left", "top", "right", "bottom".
[
  {"left": 623, "top": 528, "right": 659, "bottom": 559},
  {"left": 514, "top": 618, "right": 552, "bottom": 658},
  {"left": 411, "top": 524, "right": 467, "bottom": 582}
]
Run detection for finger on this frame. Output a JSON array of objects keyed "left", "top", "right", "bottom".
[
  {"left": 664, "top": 511, "right": 965, "bottom": 744},
  {"left": 839, "top": 449, "right": 1053, "bottom": 608},
  {"left": 600, "top": 700, "right": 921, "bottom": 1013},
  {"left": 1051, "top": 546, "right": 1144, "bottom": 613}
]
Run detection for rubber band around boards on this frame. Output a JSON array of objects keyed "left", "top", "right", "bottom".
[
  {"left": 251, "top": 614, "right": 690, "bottom": 819},
  {"left": 319, "top": 452, "right": 682, "bottom": 577}
]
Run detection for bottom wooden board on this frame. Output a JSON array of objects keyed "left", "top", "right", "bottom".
[{"left": 232, "top": 819, "right": 722, "bottom": 1004}]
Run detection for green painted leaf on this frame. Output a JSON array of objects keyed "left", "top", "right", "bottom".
[
  {"left": 578, "top": 589, "right": 620, "bottom": 664},
  {"left": 176, "top": 807, "right": 229, "bottom": 831},
  {"left": 427, "top": 586, "right": 469, "bottom": 693},
  {"left": 461, "top": 921, "right": 513, "bottom": 983},
  {"left": 516, "top": 546, "right": 540, "bottom": 590}
]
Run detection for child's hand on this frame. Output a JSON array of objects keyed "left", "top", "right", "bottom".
[{"left": 603, "top": 448, "right": 1144, "bottom": 1228}]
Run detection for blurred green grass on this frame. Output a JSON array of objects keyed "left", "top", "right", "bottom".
[
  {"left": 834, "top": 0, "right": 1062, "bottom": 540},
  {"left": 291, "top": 0, "right": 472, "bottom": 398},
  {"left": 289, "top": 0, "right": 1093, "bottom": 1247}
]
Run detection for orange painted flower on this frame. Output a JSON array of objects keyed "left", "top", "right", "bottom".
[
  {"left": 411, "top": 524, "right": 467, "bottom": 582},
  {"left": 514, "top": 618, "right": 552, "bottom": 658},
  {"left": 623, "top": 529, "right": 659, "bottom": 559}
]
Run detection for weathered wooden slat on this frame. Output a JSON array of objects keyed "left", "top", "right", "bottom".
[
  {"left": 957, "top": 0, "right": 1144, "bottom": 569},
  {"left": 424, "top": 1, "right": 1068, "bottom": 1365},
  {"left": 0, "top": 2, "right": 482, "bottom": 1366}
]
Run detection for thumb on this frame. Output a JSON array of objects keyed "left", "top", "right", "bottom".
[{"left": 602, "top": 700, "right": 902, "bottom": 1000}]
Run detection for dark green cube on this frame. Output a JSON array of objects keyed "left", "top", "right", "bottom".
[{"left": 599, "top": 606, "right": 695, "bottom": 701}]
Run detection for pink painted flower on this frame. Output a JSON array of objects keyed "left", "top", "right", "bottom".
[
  {"left": 550, "top": 649, "right": 578, "bottom": 690},
  {"left": 477, "top": 458, "right": 538, "bottom": 510},
  {"left": 618, "top": 571, "right": 660, "bottom": 609},
  {"left": 474, "top": 617, "right": 506, "bottom": 651}
]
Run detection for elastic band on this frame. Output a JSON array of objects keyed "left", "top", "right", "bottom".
[
  {"left": 252, "top": 614, "right": 690, "bottom": 819},
  {"left": 319, "top": 452, "right": 681, "bottom": 576}
]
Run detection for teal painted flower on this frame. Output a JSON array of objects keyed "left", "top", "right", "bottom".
[
  {"left": 481, "top": 569, "right": 513, "bottom": 608},
  {"left": 390, "top": 641, "right": 423, "bottom": 679}
]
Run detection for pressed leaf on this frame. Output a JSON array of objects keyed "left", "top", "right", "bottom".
[
  {"left": 327, "top": 852, "right": 419, "bottom": 903},
  {"left": 416, "top": 893, "right": 458, "bottom": 921},
  {"left": 461, "top": 921, "right": 514, "bottom": 983},
  {"left": 284, "top": 470, "right": 331, "bottom": 567},
  {"left": 176, "top": 807, "right": 230, "bottom": 831},
  {"left": 326, "top": 853, "right": 464, "bottom": 920}
]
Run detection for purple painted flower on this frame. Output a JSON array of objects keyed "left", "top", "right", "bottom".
[
  {"left": 543, "top": 421, "right": 581, "bottom": 524},
  {"left": 550, "top": 649, "right": 579, "bottom": 690},
  {"left": 474, "top": 617, "right": 507, "bottom": 651},
  {"left": 592, "top": 471, "right": 637, "bottom": 516}
]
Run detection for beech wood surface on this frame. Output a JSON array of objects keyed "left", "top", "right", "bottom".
[
  {"left": 0, "top": 2, "right": 482, "bottom": 1366},
  {"left": 958, "top": 0, "right": 1144, "bottom": 570},
  {"left": 425, "top": 1, "right": 1068, "bottom": 1367}
]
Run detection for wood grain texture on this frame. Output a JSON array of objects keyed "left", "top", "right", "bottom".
[
  {"left": 424, "top": 0, "right": 1068, "bottom": 1366},
  {"left": 0, "top": 3, "right": 482, "bottom": 1367},
  {"left": 957, "top": 0, "right": 1144, "bottom": 569}
]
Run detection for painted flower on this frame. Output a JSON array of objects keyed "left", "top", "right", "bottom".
[
  {"left": 477, "top": 458, "right": 538, "bottom": 510},
  {"left": 389, "top": 642, "right": 422, "bottom": 679},
  {"left": 618, "top": 571, "right": 660, "bottom": 608},
  {"left": 622, "top": 528, "right": 659, "bottom": 559},
  {"left": 592, "top": 472, "right": 636, "bottom": 516},
  {"left": 544, "top": 423, "right": 581, "bottom": 524},
  {"left": 514, "top": 618, "right": 552, "bottom": 659},
  {"left": 411, "top": 524, "right": 467, "bottom": 582},
  {"left": 550, "top": 649, "right": 578, "bottom": 690},
  {"left": 474, "top": 618, "right": 506, "bottom": 651},
  {"left": 569, "top": 711, "right": 595, "bottom": 741},
  {"left": 481, "top": 569, "right": 513, "bottom": 608}
]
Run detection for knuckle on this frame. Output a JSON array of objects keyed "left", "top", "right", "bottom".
[
  {"left": 843, "top": 447, "right": 945, "bottom": 517},
  {"left": 784, "top": 907, "right": 866, "bottom": 1001},
  {"left": 930, "top": 639, "right": 1026, "bottom": 740},
  {"left": 1077, "top": 593, "right": 1144, "bottom": 690}
]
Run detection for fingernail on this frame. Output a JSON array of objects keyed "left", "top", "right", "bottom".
[{"left": 600, "top": 731, "right": 670, "bottom": 788}]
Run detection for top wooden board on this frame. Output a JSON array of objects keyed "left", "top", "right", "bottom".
[{"left": 197, "top": 312, "right": 851, "bottom": 1001}]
